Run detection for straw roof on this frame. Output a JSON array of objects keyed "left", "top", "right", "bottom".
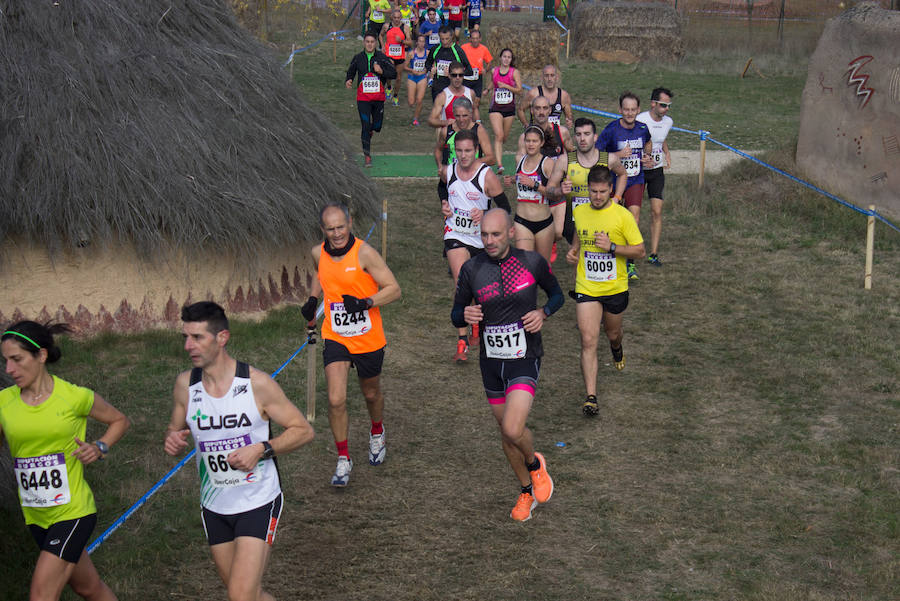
[{"left": 0, "top": 0, "right": 378, "bottom": 262}]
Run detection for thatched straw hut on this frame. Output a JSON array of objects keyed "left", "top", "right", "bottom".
[
  {"left": 486, "top": 23, "right": 559, "bottom": 71},
  {"left": 571, "top": 1, "right": 684, "bottom": 63},
  {"left": 0, "top": 0, "right": 379, "bottom": 332}
]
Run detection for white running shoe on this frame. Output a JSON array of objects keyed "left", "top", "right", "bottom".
[
  {"left": 369, "top": 430, "right": 386, "bottom": 466},
  {"left": 331, "top": 456, "right": 353, "bottom": 487}
]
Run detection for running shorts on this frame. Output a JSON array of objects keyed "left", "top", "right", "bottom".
[
  {"left": 572, "top": 290, "right": 629, "bottom": 314},
  {"left": 514, "top": 214, "right": 553, "bottom": 235},
  {"left": 322, "top": 339, "right": 385, "bottom": 379},
  {"left": 201, "top": 493, "right": 283, "bottom": 546},
  {"left": 622, "top": 184, "right": 644, "bottom": 208},
  {"left": 29, "top": 514, "right": 97, "bottom": 563},
  {"left": 480, "top": 357, "right": 541, "bottom": 404},
  {"left": 443, "top": 237, "right": 484, "bottom": 259},
  {"left": 644, "top": 166, "right": 665, "bottom": 200},
  {"left": 489, "top": 105, "right": 516, "bottom": 118}
]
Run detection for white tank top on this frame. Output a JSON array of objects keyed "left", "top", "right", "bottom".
[
  {"left": 187, "top": 361, "right": 281, "bottom": 515},
  {"left": 445, "top": 162, "right": 491, "bottom": 248}
]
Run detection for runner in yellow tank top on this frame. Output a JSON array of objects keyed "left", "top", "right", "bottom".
[
  {"left": 1, "top": 321, "right": 129, "bottom": 601},
  {"left": 302, "top": 201, "right": 401, "bottom": 487},
  {"left": 546, "top": 117, "right": 628, "bottom": 248}
]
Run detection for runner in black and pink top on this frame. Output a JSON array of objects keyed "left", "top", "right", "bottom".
[{"left": 451, "top": 208, "right": 563, "bottom": 522}]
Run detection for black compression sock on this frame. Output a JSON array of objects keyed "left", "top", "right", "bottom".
[{"left": 526, "top": 457, "right": 540, "bottom": 472}]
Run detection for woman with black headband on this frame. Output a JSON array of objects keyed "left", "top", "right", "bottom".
[{"left": 1, "top": 321, "right": 129, "bottom": 601}]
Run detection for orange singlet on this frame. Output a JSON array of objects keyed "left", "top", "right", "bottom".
[{"left": 319, "top": 238, "right": 386, "bottom": 354}]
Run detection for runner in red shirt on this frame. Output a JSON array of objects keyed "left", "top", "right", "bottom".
[{"left": 444, "top": 0, "right": 467, "bottom": 39}]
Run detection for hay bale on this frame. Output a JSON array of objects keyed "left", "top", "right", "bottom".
[
  {"left": 571, "top": 1, "right": 684, "bottom": 63},
  {"left": 591, "top": 49, "right": 640, "bottom": 64},
  {"left": 486, "top": 23, "right": 559, "bottom": 71}
]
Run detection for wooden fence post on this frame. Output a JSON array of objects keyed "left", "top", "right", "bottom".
[
  {"left": 290, "top": 43, "right": 295, "bottom": 80},
  {"left": 865, "top": 205, "right": 875, "bottom": 290},
  {"left": 382, "top": 198, "right": 388, "bottom": 260},
  {"left": 698, "top": 130, "right": 708, "bottom": 189}
]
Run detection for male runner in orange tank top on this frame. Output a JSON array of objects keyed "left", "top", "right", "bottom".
[{"left": 302, "top": 202, "right": 401, "bottom": 487}]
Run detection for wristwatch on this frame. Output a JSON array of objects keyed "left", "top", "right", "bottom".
[
  {"left": 261, "top": 441, "right": 275, "bottom": 460},
  {"left": 609, "top": 242, "right": 617, "bottom": 256},
  {"left": 95, "top": 440, "right": 109, "bottom": 455}
]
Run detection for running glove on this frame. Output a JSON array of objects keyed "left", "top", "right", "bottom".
[
  {"left": 342, "top": 294, "right": 372, "bottom": 313},
  {"left": 301, "top": 296, "right": 318, "bottom": 322}
]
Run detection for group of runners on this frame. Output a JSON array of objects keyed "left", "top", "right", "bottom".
[{"left": 3, "top": 27, "right": 679, "bottom": 600}]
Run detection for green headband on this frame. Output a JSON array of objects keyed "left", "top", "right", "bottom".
[{"left": 2, "top": 331, "right": 41, "bottom": 350}]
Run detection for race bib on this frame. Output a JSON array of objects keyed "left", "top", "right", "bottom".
[
  {"left": 548, "top": 114, "right": 560, "bottom": 125},
  {"left": 450, "top": 6, "right": 460, "bottom": 14},
  {"left": 371, "top": 9, "right": 383, "bottom": 20},
  {"left": 199, "top": 435, "right": 265, "bottom": 489},
  {"left": 388, "top": 44, "right": 403, "bottom": 57},
  {"left": 494, "top": 88, "right": 513, "bottom": 104},
  {"left": 464, "top": 67, "right": 479, "bottom": 80},
  {"left": 413, "top": 58, "right": 426, "bottom": 71},
  {"left": 429, "top": 32, "right": 440, "bottom": 45},
  {"left": 330, "top": 302, "right": 372, "bottom": 337},
  {"left": 437, "top": 60, "right": 451, "bottom": 76},
  {"left": 362, "top": 74, "right": 382, "bottom": 94},
  {"left": 516, "top": 177, "right": 542, "bottom": 202},
  {"left": 621, "top": 155, "right": 641, "bottom": 177},
  {"left": 584, "top": 251, "right": 617, "bottom": 282},
  {"left": 470, "top": 7, "right": 481, "bottom": 17},
  {"left": 571, "top": 196, "right": 589, "bottom": 218},
  {"left": 651, "top": 150, "right": 664, "bottom": 169},
  {"left": 484, "top": 322, "right": 527, "bottom": 359},
  {"left": 449, "top": 207, "right": 479, "bottom": 235},
  {"left": 15, "top": 453, "right": 70, "bottom": 507}
]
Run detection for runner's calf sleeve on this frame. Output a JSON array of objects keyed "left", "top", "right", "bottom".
[{"left": 490, "top": 191, "right": 510, "bottom": 212}]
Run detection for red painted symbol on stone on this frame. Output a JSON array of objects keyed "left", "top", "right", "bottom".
[
  {"left": 818, "top": 72, "right": 833, "bottom": 95},
  {"left": 846, "top": 56, "right": 875, "bottom": 109}
]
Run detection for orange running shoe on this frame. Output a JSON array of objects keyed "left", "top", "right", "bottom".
[
  {"left": 510, "top": 491, "right": 537, "bottom": 521},
  {"left": 453, "top": 338, "right": 468, "bottom": 362},
  {"left": 530, "top": 452, "right": 554, "bottom": 503},
  {"left": 470, "top": 323, "right": 480, "bottom": 346}
]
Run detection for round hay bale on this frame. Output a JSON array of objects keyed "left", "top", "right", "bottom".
[
  {"left": 0, "top": 0, "right": 379, "bottom": 333},
  {"left": 485, "top": 23, "right": 559, "bottom": 71},
  {"left": 797, "top": 2, "right": 900, "bottom": 222},
  {"left": 571, "top": 1, "right": 684, "bottom": 63}
]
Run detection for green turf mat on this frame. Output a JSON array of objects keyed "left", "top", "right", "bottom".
[{"left": 355, "top": 154, "right": 518, "bottom": 177}]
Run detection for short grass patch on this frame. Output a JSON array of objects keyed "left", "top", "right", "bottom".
[{"left": 2, "top": 161, "right": 897, "bottom": 600}]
